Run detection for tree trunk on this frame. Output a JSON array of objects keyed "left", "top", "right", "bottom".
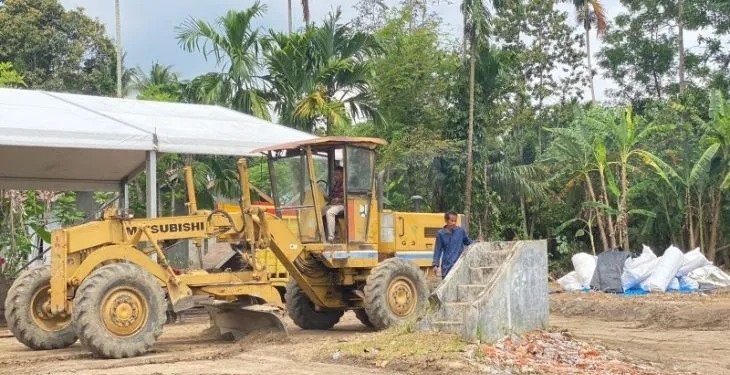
[
  {"left": 697, "top": 190, "right": 705, "bottom": 252},
  {"left": 618, "top": 159, "right": 630, "bottom": 250},
  {"left": 483, "top": 164, "right": 490, "bottom": 240},
  {"left": 584, "top": 172, "right": 609, "bottom": 252},
  {"left": 115, "top": 0, "right": 123, "bottom": 98},
  {"left": 301, "top": 0, "right": 310, "bottom": 25},
  {"left": 686, "top": 188, "right": 695, "bottom": 249},
  {"left": 598, "top": 166, "right": 617, "bottom": 249},
  {"left": 520, "top": 194, "right": 529, "bottom": 239},
  {"left": 584, "top": 11, "right": 596, "bottom": 103},
  {"left": 678, "top": 0, "right": 686, "bottom": 93},
  {"left": 464, "top": 44, "right": 476, "bottom": 232},
  {"left": 287, "top": 0, "right": 293, "bottom": 33},
  {"left": 708, "top": 189, "right": 723, "bottom": 261}
]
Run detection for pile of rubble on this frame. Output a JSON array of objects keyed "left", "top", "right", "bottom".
[
  {"left": 558, "top": 245, "right": 730, "bottom": 293},
  {"left": 478, "top": 331, "right": 670, "bottom": 375}
]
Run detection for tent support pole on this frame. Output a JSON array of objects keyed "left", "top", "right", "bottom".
[
  {"left": 119, "top": 181, "right": 129, "bottom": 211},
  {"left": 146, "top": 150, "right": 157, "bottom": 218}
]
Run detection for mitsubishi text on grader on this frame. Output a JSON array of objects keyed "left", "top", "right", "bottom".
[{"left": 4, "top": 137, "right": 451, "bottom": 358}]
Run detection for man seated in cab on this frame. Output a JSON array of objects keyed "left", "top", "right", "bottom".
[{"left": 323, "top": 166, "right": 344, "bottom": 243}]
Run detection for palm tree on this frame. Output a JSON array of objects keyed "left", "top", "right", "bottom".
[
  {"left": 461, "top": 0, "right": 492, "bottom": 231},
  {"left": 176, "top": 3, "right": 271, "bottom": 120},
  {"left": 131, "top": 62, "right": 180, "bottom": 101},
  {"left": 263, "top": 11, "right": 381, "bottom": 134},
  {"left": 131, "top": 62, "right": 178, "bottom": 89},
  {"left": 608, "top": 107, "right": 663, "bottom": 251},
  {"left": 565, "top": 0, "right": 607, "bottom": 103},
  {"left": 545, "top": 122, "right": 610, "bottom": 251}
]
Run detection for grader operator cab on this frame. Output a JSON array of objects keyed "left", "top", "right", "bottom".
[{"left": 5, "top": 137, "right": 451, "bottom": 358}]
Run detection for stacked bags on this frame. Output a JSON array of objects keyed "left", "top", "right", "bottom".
[{"left": 558, "top": 245, "right": 729, "bottom": 293}]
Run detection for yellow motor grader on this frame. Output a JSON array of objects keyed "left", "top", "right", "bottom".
[{"left": 4, "top": 137, "right": 450, "bottom": 358}]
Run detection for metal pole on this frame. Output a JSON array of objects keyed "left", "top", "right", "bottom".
[
  {"left": 287, "top": 0, "right": 293, "bottom": 33},
  {"left": 119, "top": 181, "right": 129, "bottom": 211},
  {"left": 146, "top": 150, "right": 157, "bottom": 218},
  {"left": 115, "top": 0, "right": 122, "bottom": 98}
]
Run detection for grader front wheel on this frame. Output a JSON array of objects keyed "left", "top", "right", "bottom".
[
  {"left": 4, "top": 266, "right": 77, "bottom": 350},
  {"left": 72, "top": 263, "right": 166, "bottom": 358},
  {"left": 285, "top": 280, "right": 343, "bottom": 330},
  {"left": 363, "top": 258, "right": 428, "bottom": 330}
]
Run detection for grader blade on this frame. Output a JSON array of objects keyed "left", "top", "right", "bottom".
[{"left": 205, "top": 302, "right": 287, "bottom": 340}]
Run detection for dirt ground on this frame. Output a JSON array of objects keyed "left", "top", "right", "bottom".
[
  {"left": 550, "top": 289, "right": 730, "bottom": 375},
  {"left": 0, "top": 312, "right": 399, "bottom": 375},
  {"left": 1, "top": 290, "right": 728, "bottom": 375}
]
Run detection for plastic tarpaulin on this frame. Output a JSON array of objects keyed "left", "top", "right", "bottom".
[
  {"left": 44, "top": 91, "right": 315, "bottom": 155},
  {"left": 0, "top": 88, "right": 316, "bottom": 191}
]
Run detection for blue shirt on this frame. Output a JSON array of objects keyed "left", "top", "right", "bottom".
[{"left": 432, "top": 226, "right": 472, "bottom": 274}]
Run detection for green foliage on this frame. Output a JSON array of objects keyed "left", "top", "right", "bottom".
[
  {"left": 263, "top": 10, "right": 381, "bottom": 134},
  {"left": 0, "top": 191, "right": 83, "bottom": 277},
  {"left": 0, "top": 0, "right": 118, "bottom": 95},
  {"left": 2, "top": 0, "right": 730, "bottom": 271},
  {"left": 369, "top": 9, "right": 459, "bottom": 136},
  {"left": 133, "top": 62, "right": 181, "bottom": 102},
  {"left": 0, "top": 62, "right": 24, "bottom": 87},
  {"left": 176, "top": 2, "right": 270, "bottom": 119}
]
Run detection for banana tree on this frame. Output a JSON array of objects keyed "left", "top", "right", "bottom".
[{"left": 706, "top": 90, "right": 730, "bottom": 260}]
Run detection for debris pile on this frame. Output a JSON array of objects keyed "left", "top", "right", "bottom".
[
  {"left": 558, "top": 245, "right": 730, "bottom": 293},
  {"left": 479, "top": 331, "right": 671, "bottom": 375}
]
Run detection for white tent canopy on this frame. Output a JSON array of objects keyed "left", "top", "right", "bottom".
[{"left": 0, "top": 88, "right": 315, "bottom": 215}]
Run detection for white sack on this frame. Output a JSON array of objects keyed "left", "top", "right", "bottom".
[
  {"left": 643, "top": 245, "right": 684, "bottom": 292},
  {"left": 677, "top": 248, "right": 711, "bottom": 276},
  {"left": 679, "top": 275, "right": 699, "bottom": 290},
  {"left": 621, "top": 245, "right": 659, "bottom": 290},
  {"left": 557, "top": 271, "right": 583, "bottom": 291},
  {"left": 572, "top": 252, "right": 597, "bottom": 288},
  {"left": 667, "top": 277, "right": 680, "bottom": 290},
  {"left": 688, "top": 265, "right": 730, "bottom": 288}
]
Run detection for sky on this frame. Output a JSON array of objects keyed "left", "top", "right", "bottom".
[{"left": 56, "top": 1, "right": 688, "bottom": 103}]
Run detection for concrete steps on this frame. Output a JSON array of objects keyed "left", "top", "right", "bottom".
[
  {"left": 430, "top": 320, "right": 464, "bottom": 333},
  {"left": 423, "top": 241, "right": 548, "bottom": 342}
]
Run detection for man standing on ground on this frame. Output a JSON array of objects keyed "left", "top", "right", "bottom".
[
  {"left": 432, "top": 211, "right": 473, "bottom": 277},
  {"left": 323, "top": 166, "right": 344, "bottom": 242}
]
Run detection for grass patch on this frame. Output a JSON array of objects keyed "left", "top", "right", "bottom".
[{"left": 321, "top": 325, "right": 476, "bottom": 374}]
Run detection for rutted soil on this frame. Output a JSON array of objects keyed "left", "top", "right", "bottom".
[
  {"left": 2, "top": 291, "right": 729, "bottom": 374},
  {"left": 550, "top": 290, "right": 730, "bottom": 375},
  {"left": 550, "top": 289, "right": 730, "bottom": 330},
  {"left": 0, "top": 312, "right": 399, "bottom": 375}
]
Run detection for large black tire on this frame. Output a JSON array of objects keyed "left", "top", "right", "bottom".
[
  {"left": 4, "top": 266, "right": 77, "bottom": 349},
  {"left": 354, "top": 309, "right": 374, "bottom": 328},
  {"left": 285, "top": 280, "right": 343, "bottom": 330},
  {"left": 72, "top": 263, "right": 166, "bottom": 358},
  {"left": 363, "top": 258, "right": 428, "bottom": 330}
]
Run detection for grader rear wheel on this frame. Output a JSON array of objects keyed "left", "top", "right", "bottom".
[
  {"left": 4, "top": 266, "right": 77, "bottom": 350},
  {"left": 72, "top": 263, "right": 166, "bottom": 358},
  {"left": 363, "top": 258, "right": 428, "bottom": 330},
  {"left": 285, "top": 280, "right": 343, "bottom": 330}
]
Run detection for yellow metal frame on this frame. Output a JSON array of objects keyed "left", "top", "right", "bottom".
[{"left": 46, "top": 137, "right": 446, "bottom": 320}]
